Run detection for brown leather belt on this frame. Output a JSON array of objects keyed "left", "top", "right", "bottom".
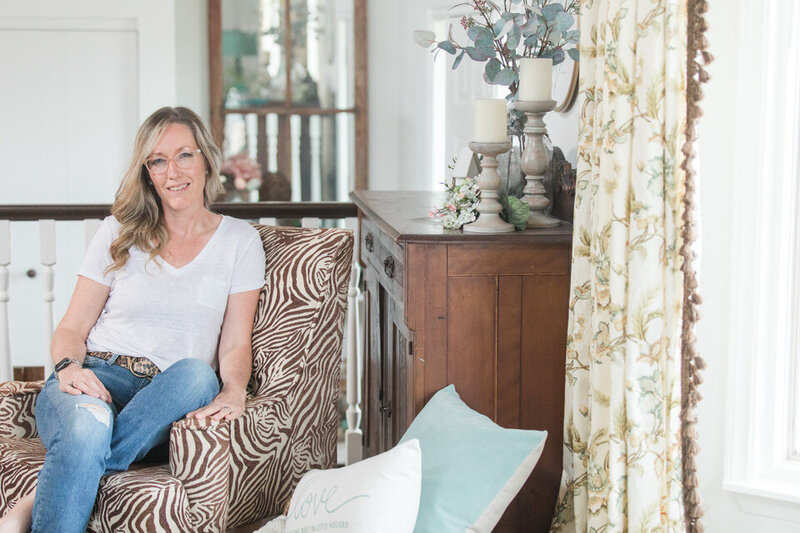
[{"left": 87, "top": 351, "right": 161, "bottom": 380}]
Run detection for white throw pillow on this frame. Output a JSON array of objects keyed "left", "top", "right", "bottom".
[{"left": 283, "top": 439, "right": 422, "bottom": 533}]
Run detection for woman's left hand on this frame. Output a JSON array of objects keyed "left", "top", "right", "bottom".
[{"left": 186, "top": 387, "right": 247, "bottom": 421}]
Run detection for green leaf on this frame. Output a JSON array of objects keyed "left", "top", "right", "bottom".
[
  {"left": 555, "top": 12, "right": 575, "bottom": 32},
  {"left": 485, "top": 58, "right": 502, "bottom": 80},
  {"left": 568, "top": 47, "right": 580, "bottom": 62},
  {"left": 452, "top": 49, "right": 466, "bottom": 69},
  {"left": 475, "top": 36, "right": 496, "bottom": 58},
  {"left": 413, "top": 30, "right": 437, "bottom": 48},
  {"left": 495, "top": 67, "right": 516, "bottom": 85},
  {"left": 467, "top": 26, "right": 493, "bottom": 43},
  {"left": 565, "top": 30, "right": 580, "bottom": 44},
  {"left": 541, "top": 3, "right": 565, "bottom": 22},
  {"left": 506, "top": 24, "right": 521, "bottom": 50},
  {"left": 493, "top": 18, "right": 514, "bottom": 38},
  {"left": 551, "top": 48, "right": 566, "bottom": 65},
  {"left": 465, "top": 45, "right": 493, "bottom": 61},
  {"left": 501, "top": 195, "right": 530, "bottom": 230},
  {"left": 437, "top": 40, "right": 457, "bottom": 55}
]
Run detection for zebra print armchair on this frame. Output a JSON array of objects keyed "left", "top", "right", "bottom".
[{"left": 0, "top": 224, "right": 353, "bottom": 532}]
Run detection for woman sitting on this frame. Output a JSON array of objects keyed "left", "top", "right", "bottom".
[{"left": 0, "top": 106, "right": 266, "bottom": 533}]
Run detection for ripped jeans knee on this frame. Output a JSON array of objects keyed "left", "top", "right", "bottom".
[{"left": 75, "top": 402, "right": 112, "bottom": 428}]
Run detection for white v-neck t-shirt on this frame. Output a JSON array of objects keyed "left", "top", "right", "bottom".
[{"left": 78, "top": 215, "right": 266, "bottom": 370}]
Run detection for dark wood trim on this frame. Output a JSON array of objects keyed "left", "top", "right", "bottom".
[
  {"left": 13, "top": 366, "right": 45, "bottom": 382},
  {"left": 208, "top": 0, "right": 223, "bottom": 145},
  {"left": 0, "top": 202, "right": 358, "bottom": 221},
  {"left": 354, "top": 0, "right": 368, "bottom": 190},
  {"left": 224, "top": 107, "right": 357, "bottom": 116}
]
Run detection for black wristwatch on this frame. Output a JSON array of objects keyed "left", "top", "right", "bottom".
[{"left": 54, "top": 357, "right": 82, "bottom": 377}]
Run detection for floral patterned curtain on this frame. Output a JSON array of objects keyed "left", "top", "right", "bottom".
[{"left": 550, "top": 0, "right": 688, "bottom": 531}]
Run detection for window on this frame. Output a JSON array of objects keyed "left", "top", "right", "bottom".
[
  {"left": 723, "top": 0, "right": 800, "bottom": 511},
  {"left": 208, "top": 0, "right": 367, "bottom": 202}
]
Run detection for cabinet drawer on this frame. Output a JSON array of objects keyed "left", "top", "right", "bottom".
[
  {"left": 447, "top": 243, "right": 569, "bottom": 276},
  {"left": 360, "top": 217, "right": 404, "bottom": 300}
]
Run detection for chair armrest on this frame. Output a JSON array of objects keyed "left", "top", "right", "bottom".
[
  {"left": 170, "top": 396, "right": 290, "bottom": 529},
  {"left": 0, "top": 380, "right": 44, "bottom": 438},
  {"left": 169, "top": 416, "right": 232, "bottom": 533}
]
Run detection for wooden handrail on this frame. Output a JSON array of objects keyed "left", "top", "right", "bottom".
[{"left": 0, "top": 202, "right": 358, "bottom": 221}]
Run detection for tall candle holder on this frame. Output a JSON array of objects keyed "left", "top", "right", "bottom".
[
  {"left": 515, "top": 100, "right": 561, "bottom": 228},
  {"left": 465, "top": 141, "right": 515, "bottom": 233}
]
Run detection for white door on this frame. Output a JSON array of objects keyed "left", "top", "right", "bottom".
[{"left": 0, "top": 24, "right": 139, "bottom": 369}]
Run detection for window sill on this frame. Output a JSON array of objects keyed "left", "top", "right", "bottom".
[{"left": 723, "top": 477, "right": 800, "bottom": 522}]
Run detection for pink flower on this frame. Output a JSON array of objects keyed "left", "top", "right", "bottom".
[{"left": 221, "top": 153, "right": 262, "bottom": 190}]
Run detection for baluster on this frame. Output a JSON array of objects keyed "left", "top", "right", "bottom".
[
  {"left": 258, "top": 217, "right": 278, "bottom": 226},
  {"left": 0, "top": 220, "right": 10, "bottom": 382},
  {"left": 290, "top": 115, "right": 301, "bottom": 202},
  {"left": 310, "top": 115, "right": 321, "bottom": 201},
  {"left": 301, "top": 217, "right": 321, "bottom": 229},
  {"left": 40, "top": 219, "right": 56, "bottom": 376},
  {"left": 267, "top": 114, "right": 279, "bottom": 172},
  {"left": 84, "top": 218, "right": 102, "bottom": 248},
  {"left": 344, "top": 216, "right": 362, "bottom": 464}
]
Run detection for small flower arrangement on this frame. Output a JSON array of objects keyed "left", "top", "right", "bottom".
[
  {"left": 429, "top": 178, "right": 480, "bottom": 229},
  {"left": 220, "top": 153, "right": 262, "bottom": 191}
]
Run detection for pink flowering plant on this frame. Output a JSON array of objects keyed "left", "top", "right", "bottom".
[
  {"left": 220, "top": 153, "right": 262, "bottom": 191},
  {"left": 429, "top": 178, "right": 480, "bottom": 229}
]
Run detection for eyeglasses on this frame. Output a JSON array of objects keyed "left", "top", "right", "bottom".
[{"left": 145, "top": 149, "right": 202, "bottom": 174}]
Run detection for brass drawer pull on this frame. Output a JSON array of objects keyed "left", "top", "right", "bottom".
[
  {"left": 383, "top": 256, "right": 395, "bottom": 278},
  {"left": 365, "top": 232, "right": 374, "bottom": 252}
]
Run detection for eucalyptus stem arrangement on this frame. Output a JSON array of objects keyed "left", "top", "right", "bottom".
[
  {"left": 417, "top": 0, "right": 580, "bottom": 223},
  {"left": 414, "top": 0, "right": 579, "bottom": 109}
]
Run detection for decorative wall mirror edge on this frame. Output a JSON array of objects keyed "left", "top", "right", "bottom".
[{"left": 207, "top": 0, "right": 368, "bottom": 200}]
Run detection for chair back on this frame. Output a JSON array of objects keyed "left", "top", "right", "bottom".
[{"left": 249, "top": 225, "right": 353, "bottom": 401}]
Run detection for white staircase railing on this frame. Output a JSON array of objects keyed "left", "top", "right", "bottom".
[{"left": 0, "top": 203, "right": 364, "bottom": 465}]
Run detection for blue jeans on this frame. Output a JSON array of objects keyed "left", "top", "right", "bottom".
[{"left": 31, "top": 355, "right": 220, "bottom": 533}]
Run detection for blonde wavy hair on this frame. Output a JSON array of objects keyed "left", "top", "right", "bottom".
[{"left": 108, "top": 106, "right": 225, "bottom": 272}]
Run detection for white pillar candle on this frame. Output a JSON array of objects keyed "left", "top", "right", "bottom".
[
  {"left": 518, "top": 57, "right": 553, "bottom": 101},
  {"left": 473, "top": 99, "right": 507, "bottom": 143}
]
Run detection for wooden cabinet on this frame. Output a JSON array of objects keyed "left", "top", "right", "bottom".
[{"left": 352, "top": 191, "right": 572, "bottom": 532}]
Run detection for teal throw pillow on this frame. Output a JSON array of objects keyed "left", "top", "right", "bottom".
[{"left": 399, "top": 384, "right": 547, "bottom": 532}]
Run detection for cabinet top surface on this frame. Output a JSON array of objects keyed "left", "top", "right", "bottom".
[{"left": 350, "top": 190, "right": 573, "bottom": 244}]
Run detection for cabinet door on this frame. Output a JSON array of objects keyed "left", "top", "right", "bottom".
[
  {"left": 362, "top": 266, "right": 413, "bottom": 456},
  {"left": 388, "top": 294, "right": 412, "bottom": 443},
  {"left": 362, "top": 268, "right": 383, "bottom": 459}
]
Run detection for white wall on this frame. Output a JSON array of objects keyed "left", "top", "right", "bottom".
[
  {"left": 367, "top": 0, "right": 433, "bottom": 190},
  {"left": 695, "top": 0, "right": 799, "bottom": 531},
  {"left": 175, "top": 0, "right": 209, "bottom": 123},
  {"left": 0, "top": 0, "right": 209, "bottom": 369},
  {"left": 367, "top": 0, "right": 578, "bottom": 191}
]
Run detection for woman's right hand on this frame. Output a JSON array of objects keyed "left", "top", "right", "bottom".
[{"left": 57, "top": 365, "right": 112, "bottom": 404}]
